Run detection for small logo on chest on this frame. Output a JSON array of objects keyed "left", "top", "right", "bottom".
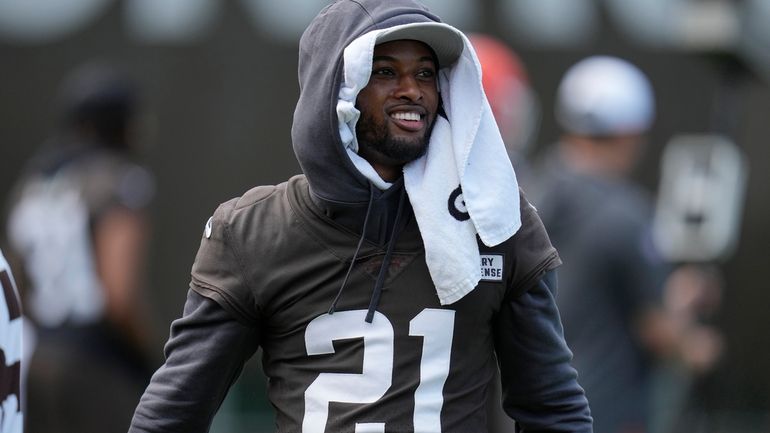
[{"left": 480, "top": 254, "right": 504, "bottom": 282}]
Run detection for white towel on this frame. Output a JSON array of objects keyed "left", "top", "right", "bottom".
[{"left": 337, "top": 24, "right": 521, "bottom": 305}]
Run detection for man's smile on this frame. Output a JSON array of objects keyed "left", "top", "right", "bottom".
[{"left": 388, "top": 106, "right": 427, "bottom": 132}]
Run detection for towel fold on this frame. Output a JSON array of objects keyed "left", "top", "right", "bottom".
[{"left": 338, "top": 24, "right": 521, "bottom": 305}]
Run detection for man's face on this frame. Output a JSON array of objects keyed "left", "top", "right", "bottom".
[{"left": 355, "top": 39, "right": 439, "bottom": 181}]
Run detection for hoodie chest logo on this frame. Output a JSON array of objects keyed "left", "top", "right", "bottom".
[
  {"left": 361, "top": 254, "right": 416, "bottom": 284},
  {"left": 480, "top": 254, "right": 504, "bottom": 282},
  {"left": 448, "top": 185, "right": 470, "bottom": 221}
]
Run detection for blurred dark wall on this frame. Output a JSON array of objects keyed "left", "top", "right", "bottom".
[{"left": 1, "top": 0, "right": 769, "bottom": 420}]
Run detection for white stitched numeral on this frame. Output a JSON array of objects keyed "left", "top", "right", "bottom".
[
  {"left": 303, "top": 310, "right": 393, "bottom": 433},
  {"left": 410, "top": 309, "right": 455, "bottom": 433},
  {"left": 303, "top": 308, "right": 456, "bottom": 433}
]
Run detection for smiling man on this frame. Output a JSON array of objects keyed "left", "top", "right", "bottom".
[
  {"left": 355, "top": 40, "right": 439, "bottom": 181},
  {"left": 129, "top": 1, "right": 592, "bottom": 432}
]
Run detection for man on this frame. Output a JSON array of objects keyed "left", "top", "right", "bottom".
[
  {"left": 129, "top": 1, "right": 592, "bottom": 432},
  {"left": 530, "top": 56, "right": 720, "bottom": 433},
  {"left": 0, "top": 249, "right": 22, "bottom": 433},
  {"left": 6, "top": 62, "right": 157, "bottom": 433}
]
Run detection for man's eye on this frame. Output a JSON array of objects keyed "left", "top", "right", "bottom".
[
  {"left": 373, "top": 68, "right": 395, "bottom": 76},
  {"left": 417, "top": 69, "right": 436, "bottom": 79}
]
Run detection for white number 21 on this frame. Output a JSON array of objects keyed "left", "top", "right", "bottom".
[{"left": 303, "top": 308, "right": 455, "bottom": 433}]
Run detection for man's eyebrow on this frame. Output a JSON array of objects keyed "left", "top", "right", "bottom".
[
  {"left": 372, "top": 55, "right": 437, "bottom": 65},
  {"left": 372, "top": 55, "right": 396, "bottom": 63}
]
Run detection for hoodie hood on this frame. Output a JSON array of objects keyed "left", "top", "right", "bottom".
[{"left": 291, "top": 0, "right": 446, "bottom": 205}]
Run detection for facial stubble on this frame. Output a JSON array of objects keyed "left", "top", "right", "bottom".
[{"left": 356, "top": 113, "right": 435, "bottom": 165}]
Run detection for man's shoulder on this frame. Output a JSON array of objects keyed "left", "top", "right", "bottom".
[
  {"left": 481, "top": 188, "right": 560, "bottom": 298},
  {"left": 212, "top": 176, "right": 304, "bottom": 229},
  {"left": 190, "top": 177, "right": 305, "bottom": 321},
  {"left": 204, "top": 175, "right": 310, "bottom": 254}
]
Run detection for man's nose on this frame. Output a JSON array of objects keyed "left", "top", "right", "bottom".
[{"left": 393, "top": 75, "right": 422, "bottom": 101}]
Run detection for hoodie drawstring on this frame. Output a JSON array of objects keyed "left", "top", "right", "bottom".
[
  {"left": 328, "top": 184, "right": 376, "bottom": 315},
  {"left": 365, "top": 186, "right": 406, "bottom": 323}
]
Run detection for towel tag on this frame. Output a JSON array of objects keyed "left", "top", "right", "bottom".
[{"left": 480, "top": 254, "right": 504, "bottom": 282}]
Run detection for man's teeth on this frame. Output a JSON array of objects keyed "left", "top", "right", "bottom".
[{"left": 392, "top": 112, "right": 421, "bottom": 121}]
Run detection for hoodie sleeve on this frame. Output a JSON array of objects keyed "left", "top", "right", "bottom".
[
  {"left": 129, "top": 289, "right": 260, "bottom": 433},
  {"left": 494, "top": 270, "right": 593, "bottom": 432},
  {"left": 189, "top": 198, "right": 260, "bottom": 325}
]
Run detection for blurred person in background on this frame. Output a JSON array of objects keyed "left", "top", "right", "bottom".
[
  {"left": 529, "top": 56, "right": 722, "bottom": 433},
  {"left": 0, "top": 249, "right": 22, "bottom": 433},
  {"left": 4, "top": 62, "right": 157, "bottom": 433},
  {"left": 650, "top": 263, "right": 725, "bottom": 433}
]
